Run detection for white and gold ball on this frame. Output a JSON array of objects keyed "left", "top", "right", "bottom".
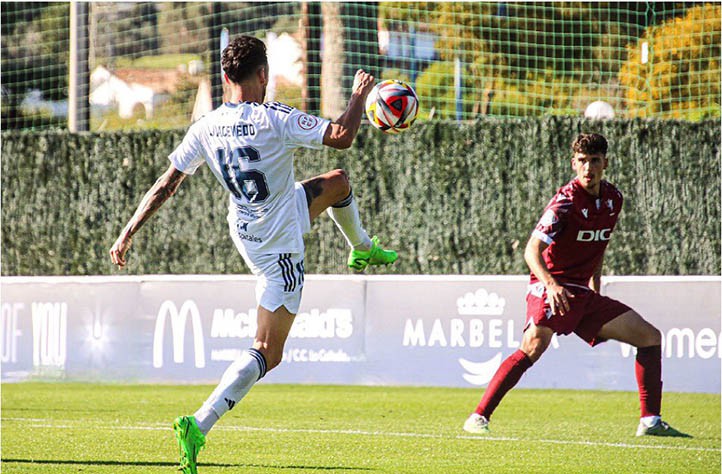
[{"left": 365, "top": 79, "right": 419, "bottom": 134}]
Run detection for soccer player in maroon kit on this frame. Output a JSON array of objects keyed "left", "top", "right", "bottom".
[{"left": 464, "top": 133, "right": 688, "bottom": 437}]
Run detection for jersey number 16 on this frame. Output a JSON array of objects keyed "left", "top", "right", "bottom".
[{"left": 216, "top": 146, "right": 269, "bottom": 203}]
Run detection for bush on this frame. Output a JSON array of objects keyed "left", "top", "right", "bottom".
[
  {"left": 2, "top": 118, "right": 719, "bottom": 276},
  {"left": 415, "top": 61, "right": 476, "bottom": 120}
]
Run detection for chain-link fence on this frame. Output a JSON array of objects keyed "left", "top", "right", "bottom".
[{"left": 2, "top": 2, "right": 720, "bottom": 131}]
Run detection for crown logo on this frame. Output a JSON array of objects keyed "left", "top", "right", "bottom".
[{"left": 456, "top": 288, "right": 506, "bottom": 316}]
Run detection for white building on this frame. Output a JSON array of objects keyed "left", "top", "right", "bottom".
[{"left": 89, "top": 66, "right": 155, "bottom": 119}]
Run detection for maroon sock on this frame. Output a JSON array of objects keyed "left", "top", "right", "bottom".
[
  {"left": 635, "top": 345, "right": 662, "bottom": 417},
  {"left": 475, "top": 349, "right": 533, "bottom": 419}
]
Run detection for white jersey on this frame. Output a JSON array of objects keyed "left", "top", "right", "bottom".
[{"left": 169, "top": 101, "right": 330, "bottom": 254}]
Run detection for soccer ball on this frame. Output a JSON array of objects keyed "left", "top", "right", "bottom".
[
  {"left": 584, "top": 100, "right": 615, "bottom": 120},
  {"left": 365, "top": 80, "right": 419, "bottom": 134}
]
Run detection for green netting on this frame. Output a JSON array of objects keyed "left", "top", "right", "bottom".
[{"left": 1, "top": 2, "right": 720, "bottom": 131}]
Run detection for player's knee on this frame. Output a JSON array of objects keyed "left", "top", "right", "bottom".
[
  {"left": 522, "top": 344, "right": 546, "bottom": 362},
  {"left": 520, "top": 324, "right": 552, "bottom": 362},
  {"left": 266, "top": 356, "right": 283, "bottom": 371},
  {"left": 328, "top": 168, "right": 351, "bottom": 201},
  {"left": 631, "top": 312, "right": 662, "bottom": 347},
  {"left": 330, "top": 168, "right": 350, "bottom": 187},
  {"left": 520, "top": 337, "right": 549, "bottom": 362},
  {"left": 641, "top": 326, "right": 662, "bottom": 347},
  {"left": 263, "top": 351, "right": 283, "bottom": 371},
  {"left": 254, "top": 345, "right": 284, "bottom": 372}
]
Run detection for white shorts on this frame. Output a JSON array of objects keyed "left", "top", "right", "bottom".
[
  {"left": 229, "top": 183, "right": 310, "bottom": 314},
  {"left": 244, "top": 251, "right": 306, "bottom": 313}
]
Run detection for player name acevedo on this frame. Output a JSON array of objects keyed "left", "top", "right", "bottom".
[{"left": 209, "top": 122, "right": 257, "bottom": 138}]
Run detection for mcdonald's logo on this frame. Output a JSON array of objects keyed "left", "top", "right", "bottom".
[{"left": 153, "top": 300, "right": 206, "bottom": 368}]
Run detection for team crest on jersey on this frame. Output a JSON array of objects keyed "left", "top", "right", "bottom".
[
  {"left": 297, "top": 114, "right": 319, "bottom": 130},
  {"left": 607, "top": 199, "right": 614, "bottom": 211},
  {"left": 581, "top": 208, "right": 588, "bottom": 219}
]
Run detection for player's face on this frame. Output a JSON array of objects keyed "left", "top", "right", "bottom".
[{"left": 572, "top": 152, "right": 607, "bottom": 195}]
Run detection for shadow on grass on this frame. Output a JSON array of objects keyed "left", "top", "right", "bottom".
[{"left": 2, "top": 458, "right": 374, "bottom": 470}]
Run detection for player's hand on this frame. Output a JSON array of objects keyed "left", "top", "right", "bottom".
[
  {"left": 351, "top": 69, "right": 375, "bottom": 99},
  {"left": 109, "top": 232, "right": 133, "bottom": 268},
  {"left": 546, "top": 282, "right": 574, "bottom": 316}
]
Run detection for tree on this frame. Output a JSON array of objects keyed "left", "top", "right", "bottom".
[
  {"left": 619, "top": 3, "right": 721, "bottom": 119},
  {"left": 112, "top": 3, "right": 160, "bottom": 58},
  {"left": 321, "top": 2, "right": 345, "bottom": 118},
  {"left": 1, "top": 2, "right": 69, "bottom": 129}
]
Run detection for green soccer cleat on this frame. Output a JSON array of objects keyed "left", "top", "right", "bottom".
[
  {"left": 347, "top": 236, "right": 398, "bottom": 272},
  {"left": 636, "top": 419, "right": 691, "bottom": 438},
  {"left": 173, "top": 415, "right": 206, "bottom": 474},
  {"left": 463, "top": 413, "right": 490, "bottom": 434}
]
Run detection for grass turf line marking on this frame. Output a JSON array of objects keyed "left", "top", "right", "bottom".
[
  {"left": 4, "top": 417, "right": 717, "bottom": 453},
  {"left": 223, "top": 425, "right": 717, "bottom": 453}
]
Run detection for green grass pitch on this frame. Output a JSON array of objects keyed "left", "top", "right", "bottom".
[{"left": 1, "top": 383, "right": 719, "bottom": 473}]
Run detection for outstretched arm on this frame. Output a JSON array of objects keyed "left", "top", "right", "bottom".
[
  {"left": 323, "top": 69, "right": 376, "bottom": 150},
  {"left": 524, "top": 236, "right": 574, "bottom": 316},
  {"left": 109, "top": 163, "right": 187, "bottom": 268}
]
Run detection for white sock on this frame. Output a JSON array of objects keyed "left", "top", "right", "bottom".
[
  {"left": 640, "top": 415, "right": 661, "bottom": 427},
  {"left": 193, "top": 404, "right": 219, "bottom": 435},
  {"left": 193, "top": 348, "right": 267, "bottom": 435},
  {"left": 326, "top": 191, "right": 372, "bottom": 250}
]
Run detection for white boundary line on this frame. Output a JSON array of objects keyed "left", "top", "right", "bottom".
[{"left": 3, "top": 417, "right": 718, "bottom": 453}]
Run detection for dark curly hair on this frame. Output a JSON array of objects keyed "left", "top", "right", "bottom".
[
  {"left": 221, "top": 35, "right": 268, "bottom": 84},
  {"left": 571, "top": 133, "right": 608, "bottom": 156}
]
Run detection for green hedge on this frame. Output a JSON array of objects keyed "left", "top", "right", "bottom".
[{"left": 2, "top": 117, "right": 720, "bottom": 276}]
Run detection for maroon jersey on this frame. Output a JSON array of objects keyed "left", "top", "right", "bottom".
[{"left": 530, "top": 178, "right": 623, "bottom": 287}]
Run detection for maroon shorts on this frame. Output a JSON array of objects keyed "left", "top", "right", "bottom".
[{"left": 525, "top": 283, "right": 631, "bottom": 346}]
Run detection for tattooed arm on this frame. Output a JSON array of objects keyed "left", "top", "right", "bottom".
[{"left": 109, "top": 164, "right": 187, "bottom": 268}]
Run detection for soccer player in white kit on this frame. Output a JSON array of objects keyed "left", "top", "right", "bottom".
[{"left": 109, "top": 35, "right": 398, "bottom": 474}]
